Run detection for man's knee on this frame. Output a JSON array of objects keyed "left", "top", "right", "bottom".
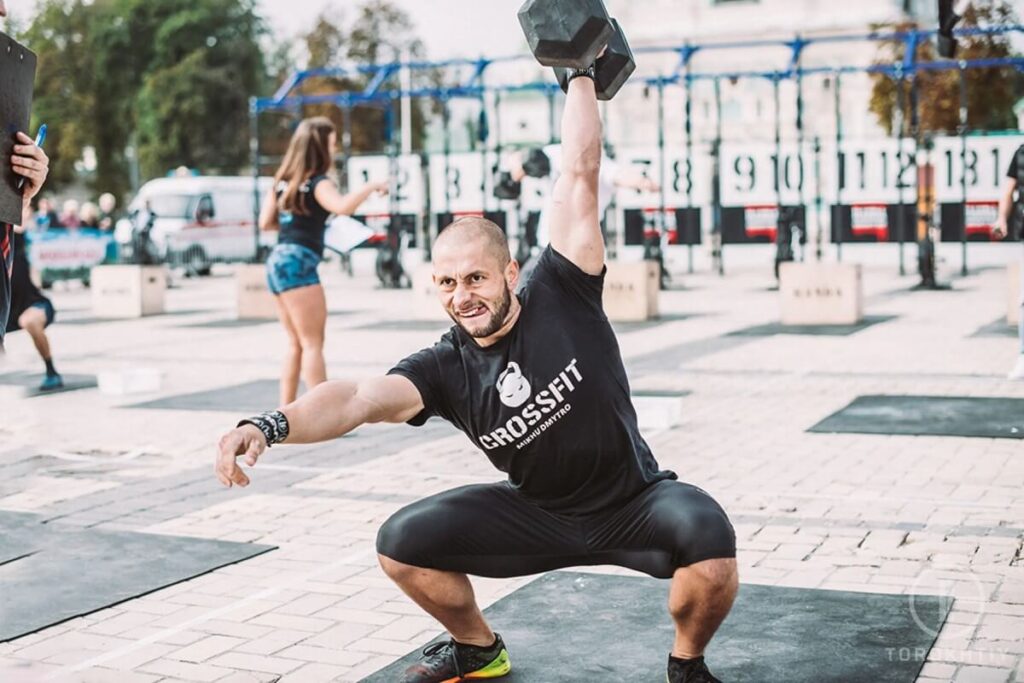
[
  {"left": 670, "top": 558, "right": 738, "bottom": 620},
  {"left": 686, "top": 557, "right": 738, "bottom": 594},
  {"left": 376, "top": 509, "right": 410, "bottom": 559},
  {"left": 660, "top": 486, "right": 737, "bottom": 567},
  {"left": 378, "top": 553, "right": 419, "bottom": 582},
  {"left": 376, "top": 503, "right": 438, "bottom": 567}
]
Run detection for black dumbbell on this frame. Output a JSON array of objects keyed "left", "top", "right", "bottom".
[
  {"left": 517, "top": 0, "right": 613, "bottom": 68},
  {"left": 554, "top": 18, "right": 635, "bottom": 101}
]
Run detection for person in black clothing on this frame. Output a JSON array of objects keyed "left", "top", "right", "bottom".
[
  {"left": 97, "top": 193, "right": 118, "bottom": 231},
  {"left": 1, "top": 0, "right": 51, "bottom": 349},
  {"left": 993, "top": 144, "right": 1024, "bottom": 380},
  {"left": 258, "top": 116, "right": 388, "bottom": 405},
  {"left": 34, "top": 197, "right": 60, "bottom": 230},
  {"left": 217, "top": 77, "right": 736, "bottom": 683},
  {"left": 6, "top": 221, "right": 62, "bottom": 390}
]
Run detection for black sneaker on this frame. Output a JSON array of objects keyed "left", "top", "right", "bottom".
[
  {"left": 400, "top": 633, "right": 511, "bottom": 682},
  {"left": 667, "top": 655, "right": 722, "bottom": 683}
]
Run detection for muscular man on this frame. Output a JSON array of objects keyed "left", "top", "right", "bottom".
[
  {"left": 1, "top": 0, "right": 52, "bottom": 348},
  {"left": 993, "top": 143, "right": 1024, "bottom": 381},
  {"left": 216, "top": 75, "right": 737, "bottom": 683}
]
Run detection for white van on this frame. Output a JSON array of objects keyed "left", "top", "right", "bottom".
[{"left": 115, "top": 175, "right": 274, "bottom": 275}]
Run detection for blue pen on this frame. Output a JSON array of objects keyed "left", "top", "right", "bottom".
[{"left": 16, "top": 124, "right": 47, "bottom": 190}]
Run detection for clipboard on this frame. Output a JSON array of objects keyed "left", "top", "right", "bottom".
[
  {"left": 0, "top": 31, "right": 37, "bottom": 226},
  {"left": 324, "top": 215, "right": 375, "bottom": 254}
]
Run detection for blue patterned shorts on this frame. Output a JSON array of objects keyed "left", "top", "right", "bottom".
[{"left": 266, "top": 243, "right": 321, "bottom": 295}]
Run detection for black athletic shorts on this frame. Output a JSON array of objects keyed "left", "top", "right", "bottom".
[
  {"left": 376, "top": 479, "right": 736, "bottom": 580},
  {"left": 5, "top": 298, "right": 54, "bottom": 333}
]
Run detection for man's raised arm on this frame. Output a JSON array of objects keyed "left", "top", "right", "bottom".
[
  {"left": 547, "top": 77, "right": 604, "bottom": 275},
  {"left": 215, "top": 375, "right": 423, "bottom": 488},
  {"left": 519, "top": 4, "right": 635, "bottom": 275}
]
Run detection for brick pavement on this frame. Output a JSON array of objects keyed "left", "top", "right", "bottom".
[{"left": 0, "top": 253, "right": 1021, "bottom": 682}]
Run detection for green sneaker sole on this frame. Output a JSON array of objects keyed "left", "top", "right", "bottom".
[{"left": 461, "top": 648, "right": 511, "bottom": 680}]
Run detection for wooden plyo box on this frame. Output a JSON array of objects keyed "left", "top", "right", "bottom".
[
  {"left": 631, "top": 390, "right": 686, "bottom": 430},
  {"left": 236, "top": 263, "right": 277, "bottom": 320},
  {"left": 603, "top": 261, "right": 659, "bottom": 322},
  {"left": 1009, "top": 262, "right": 1021, "bottom": 327},
  {"left": 779, "top": 262, "right": 863, "bottom": 325},
  {"left": 90, "top": 265, "right": 166, "bottom": 318}
]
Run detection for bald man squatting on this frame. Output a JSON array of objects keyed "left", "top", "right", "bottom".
[{"left": 215, "top": 72, "right": 737, "bottom": 683}]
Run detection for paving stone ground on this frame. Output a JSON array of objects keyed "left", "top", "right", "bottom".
[{"left": 0, "top": 248, "right": 1022, "bottom": 683}]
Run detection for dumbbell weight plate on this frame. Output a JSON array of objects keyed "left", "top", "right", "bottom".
[
  {"left": 518, "top": 0, "right": 613, "bottom": 68},
  {"left": 554, "top": 18, "right": 635, "bottom": 101}
]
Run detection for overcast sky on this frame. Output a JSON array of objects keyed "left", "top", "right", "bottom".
[{"left": 258, "top": 0, "right": 527, "bottom": 61}]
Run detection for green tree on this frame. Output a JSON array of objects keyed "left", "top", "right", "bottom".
[
  {"left": 869, "top": 0, "right": 1023, "bottom": 136},
  {"left": 134, "top": 0, "right": 265, "bottom": 178},
  {"left": 257, "top": 0, "right": 441, "bottom": 167},
  {"left": 294, "top": 7, "right": 360, "bottom": 152},
  {"left": 344, "top": 0, "right": 441, "bottom": 153},
  {"left": 20, "top": 0, "right": 266, "bottom": 198},
  {"left": 18, "top": 0, "right": 97, "bottom": 190}
]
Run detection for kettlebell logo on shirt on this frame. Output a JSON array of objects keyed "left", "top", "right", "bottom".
[
  {"left": 480, "top": 358, "right": 582, "bottom": 452},
  {"left": 496, "top": 361, "right": 531, "bottom": 408}
]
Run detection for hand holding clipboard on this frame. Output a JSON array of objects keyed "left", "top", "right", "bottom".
[{"left": 13, "top": 125, "right": 48, "bottom": 194}]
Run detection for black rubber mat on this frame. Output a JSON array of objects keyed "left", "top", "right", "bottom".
[
  {"left": 971, "top": 318, "right": 1018, "bottom": 338},
  {"left": 124, "top": 379, "right": 279, "bottom": 413},
  {"left": 0, "top": 511, "right": 275, "bottom": 641},
  {"left": 361, "top": 571, "right": 947, "bottom": 683},
  {"left": 126, "top": 379, "right": 690, "bottom": 416},
  {"left": 56, "top": 309, "right": 211, "bottom": 325},
  {"left": 727, "top": 315, "right": 896, "bottom": 337},
  {"left": 626, "top": 336, "right": 755, "bottom": 374},
  {"left": 810, "top": 395, "right": 1024, "bottom": 439},
  {"left": 611, "top": 313, "right": 695, "bottom": 334},
  {"left": 352, "top": 319, "right": 453, "bottom": 331},
  {"left": 175, "top": 318, "right": 277, "bottom": 329},
  {"left": 632, "top": 389, "right": 691, "bottom": 398},
  {"left": 0, "top": 372, "right": 97, "bottom": 397}
]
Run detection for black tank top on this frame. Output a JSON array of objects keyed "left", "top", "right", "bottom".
[{"left": 277, "top": 174, "right": 331, "bottom": 257}]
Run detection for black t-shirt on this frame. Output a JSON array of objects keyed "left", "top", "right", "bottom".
[
  {"left": 0, "top": 224, "right": 11, "bottom": 346},
  {"left": 389, "top": 246, "right": 675, "bottom": 515},
  {"left": 277, "top": 174, "right": 331, "bottom": 257},
  {"left": 5, "top": 230, "right": 49, "bottom": 333}
]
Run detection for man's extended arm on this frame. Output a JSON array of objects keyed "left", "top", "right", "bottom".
[
  {"left": 215, "top": 374, "right": 423, "bottom": 487},
  {"left": 547, "top": 77, "right": 604, "bottom": 275}
]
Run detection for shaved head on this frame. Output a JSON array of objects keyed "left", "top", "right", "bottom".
[
  {"left": 433, "top": 217, "right": 510, "bottom": 268},
  {"left": 431, "top": 216, "right": 520, "bottom": 343}
]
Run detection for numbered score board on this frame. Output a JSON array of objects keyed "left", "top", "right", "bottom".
[
  {"left": 613, "top": 135, "right": 1022, "bottom": 244},
  {"left": 346, "top": 154, "right": 425, "bottom": 216},
  {"left": 342, "top": 135, "right": 1022, "bottom": 245}
]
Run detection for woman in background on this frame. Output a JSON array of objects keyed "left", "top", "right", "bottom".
[{"left": 260, "top": 116, "right": 388, "bottom": 405}]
